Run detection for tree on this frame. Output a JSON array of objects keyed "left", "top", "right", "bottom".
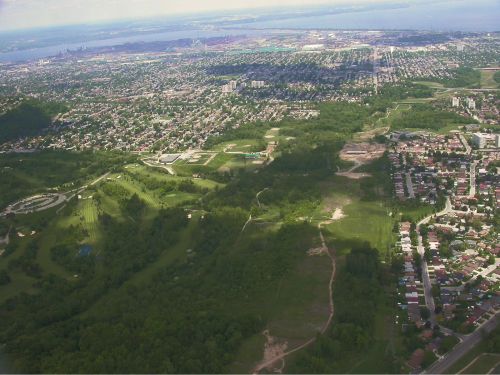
[
  {"left": 0, "top": 270, "right": 11, "bottom": 285},
  {"left": 422, "top": 351, "right": 437, "bottom": 369},
  {"left": 420, "top": 307, "right": 431, "bottom": 320},
  {"left": 488, "top": 255, "right": 496, "bottom": 265}
]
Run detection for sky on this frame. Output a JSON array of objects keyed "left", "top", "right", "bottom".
[{"left": 0, "top": 0, "right": 405, "bottom": 31}]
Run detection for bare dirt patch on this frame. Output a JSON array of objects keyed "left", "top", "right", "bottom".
[
  {"left": 331, "top": 208, "right": 345, "bottom": 221},
  {"left": 339, "top": 142, "right": 386, "bottom": 164},
  {"left": 307, "top": 247, "right": 325, "bottom": 256},
  {"left": 336, "top": 171, "right": 372, "bottom": 179},
  {"left": 354, "top": 126, "right": 389, "bottom": 142},
  {"left": 336, "top": 142, "right": 385, "bottom": 179},
  {"left": 258, "top": 330, "right": 288, "bottom": 373}
]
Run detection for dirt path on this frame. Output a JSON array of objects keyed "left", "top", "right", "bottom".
[
  {"left": 336, "top": 160, "right": 372, "bottom": 179},
  {"left": 241, "top": 214, "right": 252, "bottom": 233},
  {"left": 253, "top": 226, "right": 336, "bottom": 374},
  {"left": 203, "top": 152, "right": 218, "bottom": 166},
  {"left": 141, "top": 159, "right": 176, "bottom": 175},
  {"left": 256, "top": 187, "right": 270, "bottom": 208}
]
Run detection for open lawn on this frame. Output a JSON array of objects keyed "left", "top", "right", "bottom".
[
  {"left": 126, "top": 215, "right": 200, "bottom": 287},
  {"left": 480, "top": 70, "right": 500, "bottom": 89},
  {"left": 397, "top": 203, "right": 436, "bottom": 222},
  {"left": 413, "top": 81, "right": 445, "bottom": 89},
  {"left": 212, "top": 139, "right": 263, "bottom": 153},
  {"left": 397, "top": 97, "right": 436, "bottom": 104},
  {"left": 446, "top": 330, "right": 500, "bottom": 374},
  {"left": 125, "top": 164, "right": 224, "bottom": 190},
  {"left": 457, "top": 353, "right": 500, "bottom": 374},
  {"left": 112, "top": 176, "right": 161, "bottom": 208},
  {"left": 326, "top": 199, "right": 394, "bottom": 255}
]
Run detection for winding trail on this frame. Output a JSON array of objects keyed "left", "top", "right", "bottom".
[
  {"left": 253, "top": 225, "right": 336, "bottom": 374},
  {"left": 256, "top": 187, "right": 270, "bottom": 209},
  {"left": 141, "top": 159, "right": 176, "bottom": 175},
  {"left": 241, "top": 214, "right": 253, "bottom": 233}
]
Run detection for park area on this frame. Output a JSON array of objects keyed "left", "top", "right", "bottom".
[{"left": 0, "top": 161, "right": 223, "bottom": 303}]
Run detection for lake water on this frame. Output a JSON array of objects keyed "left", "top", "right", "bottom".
[
  {"left": 233, "top": 0, "right": 500, "bottom": 31},
  {"left": 0, "top": 28, "right": 259, "bottom": 62},
  {"left": 0, "top": 0, "right": 498, "bottom": 62}
]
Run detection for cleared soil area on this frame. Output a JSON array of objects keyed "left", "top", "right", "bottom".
[{"left": 339, "top": 142, "right": 386, "bottom": 164}]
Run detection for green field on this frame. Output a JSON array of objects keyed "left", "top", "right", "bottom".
[
  {"left": 480, "top": 70, "right": 500, "bottom": 89},
  {"left": 327, "top": 199, "right": 394, "bottom": 255},
  {"left": 413, "top": 81, "right": 446, "bottom": 89},
  {"left": 446, "top": 327, "right": 500, "bottom": 374},
  {"left": 455, "top": 353, "right": 500, "bottom": 374},
  {"left": 212, "top": 139, "right": 264, "bottom": 153}
]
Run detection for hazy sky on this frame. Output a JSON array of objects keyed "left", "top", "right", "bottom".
[{"left": 0, "top": 0, "right": 406, "bottom": 31}]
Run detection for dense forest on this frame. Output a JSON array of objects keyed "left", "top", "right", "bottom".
[
  {"left": 391, "top": 103, "right": 471, "bottom": 130},
  {"left": 427, "top": 67, "right": 481, "bottom": 88},
  {"left": 0, "top": 99, "right": 67, "bottom": 144}
]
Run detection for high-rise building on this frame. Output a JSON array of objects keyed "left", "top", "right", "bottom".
[
  {"left": 472, "top": 133, "right": 486, "bottom": 148},
  {"left": 452, "top": 97, "right": 460, "bottom": 107},
  {"left": 250, "top": 80, "right": 265, "bottom": 88},
  {"left": 467, "top": 98, "right": 476, "bottom": 110},
  {"left": 496, "top": 134, "right": 500, "bottom": 148},
  {"left": 222, "top": 84, "right": 233, "bottom": 93}
]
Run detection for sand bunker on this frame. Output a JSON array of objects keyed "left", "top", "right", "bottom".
[
  {"left": 336, "top": 171, "right": 372, "bottom": 179},
  {"left": 331, "top": 208, "right": 345, "bottom": 221}
]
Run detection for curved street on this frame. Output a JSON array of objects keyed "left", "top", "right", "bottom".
[
  {"left": 417, "top": 196, "right": 499, "bottom": 373},
  {"left": 424, "top": 313, "right": 499, "bottom": 374}
]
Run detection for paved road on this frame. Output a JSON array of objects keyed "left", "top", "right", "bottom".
[
  {"left": 406, "top": 173, "right": 415, "bottom": 198},
  {"left": 90, "top": 172, "right": 110, "bottom": 186},
  {"left": 459, "top": 134, "right": 472, "bottom": 155},
  {"left": 469, "top": 161, "right": 477, "bottom": 198},
  {"left": 417, "top": 232, "right": 437, "bottom": 323},
  {"left": 418, "top": 197, "right": 452, "bottom": 227},
  {"left": 142, "top": 159, "right": 175, "bottom": 175},
  {"left": 417, "top": 197, "right": 453, "bottom": 327},
  {"left": 424, "top": 312, "right": 499, "bottom": 374}
]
